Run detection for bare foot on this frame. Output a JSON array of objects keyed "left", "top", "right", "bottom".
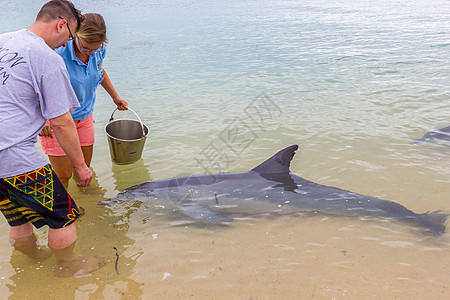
[{"left": 54, "top": 255, "right": 105, "bottom": 278}]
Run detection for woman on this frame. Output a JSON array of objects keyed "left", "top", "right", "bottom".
[{"left": 39, "top": 13, "right": 128, "bottom": 189}]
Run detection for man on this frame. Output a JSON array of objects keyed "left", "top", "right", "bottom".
[{"left": 0, "top": 0, "right": 103, "bottom": 277}]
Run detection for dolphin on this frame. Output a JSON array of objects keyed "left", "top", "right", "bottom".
[
  {"left": 412, "top": 126, "right": 450, "bottom": 144},
  {"left": 101, "top": 145, "right": 448, "bottom": 235}
]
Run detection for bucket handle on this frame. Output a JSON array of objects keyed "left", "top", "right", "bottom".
[{"left": 109, "top": 108, "right": 146, "bottom": 138}]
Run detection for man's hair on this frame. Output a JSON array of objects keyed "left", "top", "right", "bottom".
[
  {"left": 36, "top": 0, "right": 83, "bottom": 31},
  {"left": 77, "top": 13, "right": 108, "bottom": 44}
]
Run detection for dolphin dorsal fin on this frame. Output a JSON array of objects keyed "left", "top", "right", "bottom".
[{"left": 251, "top": 145, "right": 299, "bottom": 174}]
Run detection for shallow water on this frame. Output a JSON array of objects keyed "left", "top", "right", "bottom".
[{"left": 1, "top": 0, "right": 449, "bottom": 298}]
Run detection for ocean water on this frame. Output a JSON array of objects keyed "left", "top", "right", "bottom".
[{"left": 1, "top": 0, "right": 449, "bottom": 298}]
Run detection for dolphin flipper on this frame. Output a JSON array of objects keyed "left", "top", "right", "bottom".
[{"left": 180, "top": 205, "right": 233, "bottom": 225}]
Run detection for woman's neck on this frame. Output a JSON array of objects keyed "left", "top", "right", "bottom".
[{"left": 73, "top": 43, "right": 89, "bottom": 64}]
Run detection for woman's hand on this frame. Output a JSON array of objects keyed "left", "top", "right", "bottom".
[
  {"left": 38, "top": 121, "right": 53, "bottom": 137},
  {"left": 113, "top": 96, "right": 128, "bottom": 110}
]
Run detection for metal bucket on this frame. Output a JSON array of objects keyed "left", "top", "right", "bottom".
[{"left": 104, "top": 108, "right": 149, "bottom": 165}]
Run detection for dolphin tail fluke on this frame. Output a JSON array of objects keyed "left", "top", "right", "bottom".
[
  {"left": 418, "top": 211, "right": 448, "bottom": 236},
  {"left": 251, "top": 145, "right": 299, "bottom": 174}
]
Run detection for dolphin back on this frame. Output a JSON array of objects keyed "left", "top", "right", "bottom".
[{"left": 251, "top": 145, "right": 299, "bottom": 174}]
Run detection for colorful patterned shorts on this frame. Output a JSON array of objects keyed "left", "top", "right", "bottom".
[{"left": 0, "top": 164, "right": 81, "bottom": 229}]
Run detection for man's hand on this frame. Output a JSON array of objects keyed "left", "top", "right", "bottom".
[{"left": 74, "top": 165, "right": 93, "bottom": 187}]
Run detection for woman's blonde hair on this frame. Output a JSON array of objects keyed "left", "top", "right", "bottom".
[{"left": 77, "top": 13, "right": 107, "bottom": 44}]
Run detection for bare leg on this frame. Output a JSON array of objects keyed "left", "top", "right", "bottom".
[
  {"left": 10, "top": 222, "right": 38, "bottom": 257},
  {"left": 48, "top": 155, "right": 73, "bottom": 190},
  {"left": 10, "top": 222, "right": 33, "bottom": 240},
  {"left": 10, "top": 222, "right": 51, "bottom": 262},
  {"left": 48, "top": 221, "right": 77, "bottom": 250},
  {"left": 49, "top": 222, "right": 104, "bottom": 277},
  {"left": 81, "top": 145, "right": 93, "bottom": 167}
]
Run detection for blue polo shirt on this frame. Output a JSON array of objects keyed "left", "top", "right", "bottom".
[{"left": 55, "top": 40, "right": 105, "bottom": 120}]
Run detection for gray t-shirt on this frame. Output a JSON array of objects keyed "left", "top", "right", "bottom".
[{"left": 0, "top": 29, "right": 80, "bottom": 177}]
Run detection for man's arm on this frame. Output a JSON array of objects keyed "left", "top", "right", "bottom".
[{"left": 49, "top": 112, "right": 92, "bottom": 187}]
